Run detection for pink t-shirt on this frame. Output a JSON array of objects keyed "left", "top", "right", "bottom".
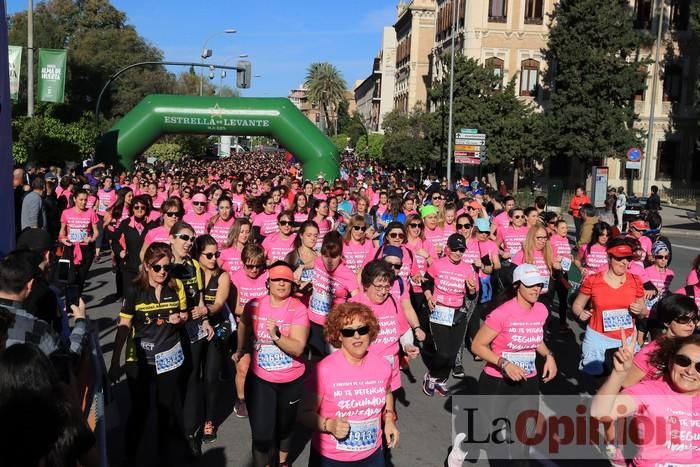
[
  {"left": 493, "top": 211, "right": 510, "bottom": 232},
  {"left": 466, "top": 239, "right": 498, "bottom": 279},
  {"left": 85, "top": 195, "right": 97, "bottom": 210},
  {"left": 230, "top": 269, "right": 269, "bottom": 306},
  {"left": 406, "top": 238, "right": 437, "bottom": 291},
  {"left": 230, "top": 194, "right": 245, "bottom": 214},
  {"left": 687, "top": 269, "right": 699, "bottom": 286},
  {"left": 253, "top": 212, "right": 279, "bottom": 237},
  {"left": 293, "top": 211, "right": 309, "bottom": 224},
  {"left": 307, "top": 350, "right": 391, "bottom": 462},
  {"left": 152, "top": 192, "right": 167, "bottom": 210},
  {"left": 144, "top": 225, "right": 171, "bottom": 246},
  {"left": 423, "top": 226, "right": 445, "bottom": 252},
  {"left": 549, "top": 234, "right": 572, "bottom": 260},
  {"left": 183, "top": 211, "right": 212, "bottom": 236},
  {"left": 632, "top": 339, "right": 661, "bottom": 381},
  {"left": 622, "top": 379, "right": 700, "bottom": 467},
  {"left": 352, "top": 293, "right": 409, "bottom": 391},
  {"left": 96, "top": 189, "right": 116, "bottom": 215},
  {"left": 209, "top": 217, "right": 235, "bottom": 249},
  {"left": 262, "top": 233, "right": 295, "bottom": 263},
  {"left": 308, "top": 257, "right": 359, "bottom": 325},
  {"left": 483, "top": 298, "right": 548, "bottom": 378},
  {"left": 218, "top": 246, "right": 243, "bottom": 275},
  {"left": 581, "top": 243, "right": 609, "bottom": 275},
  {"left": 427, "top": 256, "right": 479, "bottom": 308},
  {"left": 497, "top": 226, "right": 528, "bottom": 257},
  {"left": 343, "top": 240, "right": 376, "bottom": 274},
  {"left": 246, "top": 295, "right": 309, "bottom": 383},
  {"left": 676, "top": 284, "right": 700, "bottom": 309},
  {"left": 644, "top": 266, "right": 674, "bottom": 296},
  {"left": 512, "top": 250, "right": 551, "bottom": 294},
  {"left": 314, "top": 218, "right": 332, "bottom": 250},
  {"left": 60, "top": 207, "right": 98, "bottom": 243}
]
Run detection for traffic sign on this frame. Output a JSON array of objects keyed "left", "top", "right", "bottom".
[
  {"left": 455, "top": 138, "right": 486, "bottom": 146},
  {"left": 626, "top": 148, "right": 642, "bottom": 162},
  {"left": 455, "top": 145, "right": 480, "bottom": 152},
  {"left": 460, "top": 128, "right": 478, "bottom": 134},
  {"left": 456, "top": 132, "right": 485, "bottom": 140},
  {"left": 455, "top": 154, "right": 481, "bottom": 165}
]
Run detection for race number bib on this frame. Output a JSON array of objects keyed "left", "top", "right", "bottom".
[
  {"left": 257, "top": 344, "right": 293, "bottom": 371},
  {"left": 185, "top": 319, "right": 208, "bottom": 343},
  {"left": 309, "top": 289, "right": 332, "bottom": 317},
  {"left": 502, "top": 351, "right": 536, "bottom": 374},
  {"left": 68, "top": 228, "right": 88, "bottom": 243},
  {"left": 98, "top": 200, "right": 108, "bottom": 212},
  {"left": 384, "top": 354, "right": 395, "bottom": 369},
  {"left": 645, "top": 295, "right": 661, "bottom": 312},
  {"left": 430, "top": 304, "right": 456, "bottom": 327},
  {"left": 336, "top": 418, "right": 380, "bottom": 452},
  {"left": 155, "top": 341, "right": 184, "bottom": 374},
  {"left": 560, "top": 257, "right": 572, "bottom": 272},
  {"left": 301, "top": 268, "right": 315, "bottom": 282},
  {"left": 602, "top": 308, "right": 634, "bottom": 333}
]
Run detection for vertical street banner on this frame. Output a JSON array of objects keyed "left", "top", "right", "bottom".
[
  {"left": 38, "top": 48, "right": 67, "bottom": 103},
  {"left": 8, "top": 45, "right": 21, "bottom": 101},
  {"left": 1, "top": 1, "right": 16, "bottom": 253}
]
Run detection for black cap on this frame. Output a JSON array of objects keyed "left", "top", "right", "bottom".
[
  {"left": 16, "top": 228, "right": 54, "bottom": 253},
  {"left": 446, "top": 233, "right": 466, "bottom": 251}
]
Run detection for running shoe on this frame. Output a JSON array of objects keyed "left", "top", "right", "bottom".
[
  {"left": 234, "top": 398, "right": 248, "bottom": 418},
  {"left": 202, "top": 420, "right": 217, "bottom": 444},
  {"left": 434, "top": 378, "right": 450, "bottom": 397},
  {"left": 185, "top": 433, "right": 202, "bottom": 458},
  {"left": 451, "top": 365, "right": 465, "bottom": 378},
  {"left": 422, "top": 371, "right": 435, "bottom": 397}
]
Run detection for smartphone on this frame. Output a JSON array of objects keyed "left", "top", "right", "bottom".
[
  {"left": 57, "top": 259, "right": 71, "bottom": 285},
  {"left": 65, "top": 285, "right": 80, "bottom": 310}
]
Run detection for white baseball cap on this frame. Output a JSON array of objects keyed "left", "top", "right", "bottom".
[{"left": 513, "top": 264, "right": 545, "bottom": 286}]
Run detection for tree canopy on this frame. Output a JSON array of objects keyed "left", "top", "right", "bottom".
[{"left": 304, "top": 62, "right": 347, "bottom": 136}]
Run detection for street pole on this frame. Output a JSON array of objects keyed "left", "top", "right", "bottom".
[
  {"left": 642, "top": 0, "right": 664, "bottom": 196},
  {"left": 27, "top": 0, "right": 34, "bottom": 117},
  {"left": 445, "top": 0, "right": 460, "bottom": 188},
  {"left": 199, "top": 29, "right": 236, "bottom": 96}
]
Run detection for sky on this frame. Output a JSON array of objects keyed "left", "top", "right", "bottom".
[{"left": 6, "top": 0, "right": 398, "bottom": 97}]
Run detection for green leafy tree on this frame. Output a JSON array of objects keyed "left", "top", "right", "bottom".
[
  {"left": 304, "top": 62, "right": 347, "bottom": 136},
  {"left": 355, "top": 133, "right": 384, "bottom": 160},
  {"left": 691, "top": 0, "right": 700, "bottom": 119},
  {"left": 330, "top": 134, "right": 350, "bottom": 153},
  {"left": 381, "top": 108, "right": 438, "bottom": 167},
  {"left": 145, "top": 143, "right": 184, "bottom": 162},
  {"left": 543, "top": 0, "right": 649, "bottom": 162}
]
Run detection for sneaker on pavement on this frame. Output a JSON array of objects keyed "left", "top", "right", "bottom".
[
  {"left": 451, "top": 365, "right": 465, "bottom": 378},
  {"left": 422, "top": 372, "right": 435, "bottom": 397},
  {"left": 234, "top": 399, "right": 248, "bottom": 418},
  {"left": 185, "top": 433, "right": 202, "bottom": 458},
  {"left": 202, "top": 420, "right": 217, "bottom": 444},
  {"left": 434, "top": 378, "right": 450, "bottom": 397}
]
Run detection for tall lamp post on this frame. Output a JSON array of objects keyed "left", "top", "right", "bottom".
[
  {"left": 27, "top": 0, "right": 34, "bottom": 117},
  {"left": 445, "top": 0, "right": 462, "bottom": 188},
  {"left": 642, "top": 0, "right": 664, "bottom": 196},
  {"left": 199, "top": 28, "right": 236, "bottom": 96}
]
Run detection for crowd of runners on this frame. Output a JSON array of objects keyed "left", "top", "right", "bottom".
[{"left": 1, "top": 150, "right": 699, "bottom": 467}]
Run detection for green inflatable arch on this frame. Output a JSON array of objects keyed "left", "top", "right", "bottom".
[{"left": 97, "top": 94, "right": 340, "bottom": 180}]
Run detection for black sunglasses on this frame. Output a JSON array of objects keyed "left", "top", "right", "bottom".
[
  {"left": 611, "top": 255, "right": 634, "bottom": 262},
  {"left": 245, "top": 263, "right": 266, "bottom": 270},
  {"left": 150, "top": 263, "right": 172, "bottom": 273},
  {"left": 202, "top": 251, "right": 221, "bottom": 260},
  {"left": 193, "top": 201, "right": 206, "bottom": 206},
  {"left": 409, "top": 223, "right": 423, "bottom": 229},
  {"left": 353, "top": 225, "right": 367, "bottom": 232},
  {"left": 672, "top": 354, "right": 700, "bottom": 372},
  {"left": 673, "top": 315, "right": 699, "bottom": 325},
  {"left": 165, "top": 211, "right": 182, "bottom": 218},
  {"left": 388, "top": 232, "right": 405, "bottom": 239},
  {"left": 133, "top": 205, "right": 146, "bottom": 211},
  {"left": 174, "top": 233, "right": 194, "bottom": 242},
  {"left": 389, "top": 263, "right": 402, "bottom": 270},
  {"left": 340, "top": 325, "right": 370, "bottom": 338},
  {"left": 451, "top": 247, "right": 466, "bottom": 253},
  {"left": 279, "top": 220, "right": 291, "bottom": 226},
  {"left": 655, "top": 255, "right": 669, "bottom": 260},
  {"left": 457, "top": 223, "right": 472, "bottom": 229}
]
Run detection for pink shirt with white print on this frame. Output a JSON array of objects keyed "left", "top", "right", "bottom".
[
  {"left": 209, "top": 217, "right": 236, "bottom": 249},
  {"left": 218, "top": 246, "right": 243, "bottom": 275},
  {"left": 427, "top": 256, "right": 479, "bottom": 308},
  {"left": 262, "top": 233, "right": 296, "bottom": 263},
  {"left": 143, "top": 226, "right": 171, "bottom": 246},
  {"left": 308, "top": 257, "right": 359, "bottom": 325},
  {"left": 581, "top": 243, "right": 609, "bottom": 276},
  {"left": 60, "top": 207, "right": 98, "bottom": 243},
  {"left": 644, "top": 266, "right": 674, "bottom": 296},
  {"left": 96, "top": 189, "right": 116, "bottom": 215},
  {"left": 497, "top": 226, "right": 528, "bottom": 257},
  {"left": 183, "top": 211, "right": 212, "bottom": 236},
  {"left": 512, "top": 249, "right": 551, "bottom": 293},
  {"left": 343, "top": 240, "right": 376, "bottom": 274},
  {"left": 405, "top": 238, "right": 437, "bottom": 292},
  {"left": 230, "top": 269, "right": 268, "bottom": 306},
  {"left": 253, "top": 212, "right": 279, "bottom": 237}
]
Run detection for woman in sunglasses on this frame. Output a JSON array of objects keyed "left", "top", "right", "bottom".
[
  {"left": 495, "top": 207, "right": 528, "bottom": 261},
  {"left": 644, "top": 242, "right": 675, "bottom": 315},
  {"left": 512, "top": 225, "right": 559, "bottom": 297},
  {"left": 230, "top": 180, "right": 246, "bottom": 215},
  {"left": 183, "top": 193, "right": 212, "bottom": 237},
  {"left": 219, "top": 218, "right": 252, "bottom": 276},
  {"left": 230, "top": 243, "right": 269, "bottom": 418},
  {"left": 575, "top": 221, "right": 613, "bottom": 278},
  {"left": 592, "top": 334, "right": 700, "bottom": 467},
  {"left": 206, "top": 196, "right": 235, "bottom": 249},
  {"left": 622, "top": 294, "right": 698, "bottom": 387},
  {"left": 113, "top": 195, "right": 152, "bottom": 297},
  {"left": 373, "top": 222, "right": 418, "bottom": 287},
  {"left": 573, "top": 239, "right": 647, "bottom": 376},
  {"left": 343, "top": 214, "right": 378, "bottom": 274},
  {"left": 234, "top": 262, "right": 310, "bottom": 467},
  {"left": 300, "top": 302, "right": 399, "bottom": 465},
  {"left": 422, "top": 234, "right": 479, "bottom": 397},
  {"left": 471, "top": 264, "right": 557, "bottom": 465},
  {"left": 262, "top": 211, "right": 296, "bottom": 263},
  {"left": 285, "top": 220, "right": 320, "bottom": 295},
  {"left": 108, "top": 242, "right": 188, "bottom": 465},
  {"left": 193, "top": 235, "right": 234, "bottom": 444},
  {"left": 141, "top": 198, "right": 184, "bottom": 260}
]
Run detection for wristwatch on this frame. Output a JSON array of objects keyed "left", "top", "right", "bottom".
[{"left": 498, "top": 357, "right": 510, "bottom": 371}]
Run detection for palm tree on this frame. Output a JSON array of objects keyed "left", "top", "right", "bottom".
[{"left": 304, "top": 62, "right": 347, "bottom": 136}]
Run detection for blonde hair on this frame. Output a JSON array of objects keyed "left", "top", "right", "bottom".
[{"left": 522, "top": 225, "right": 554, "bottom": 272}]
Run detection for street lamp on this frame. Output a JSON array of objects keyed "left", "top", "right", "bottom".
[{"left": 199, "top": 28, "right": 236, "bottom": 96}]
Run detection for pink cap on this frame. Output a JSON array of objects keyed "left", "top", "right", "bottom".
[{"left": 192, "top": 193, "right": 207, "bottom": 203}]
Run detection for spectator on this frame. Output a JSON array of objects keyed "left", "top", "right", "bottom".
[
  {"left": 615, "top": 186, "right": 627, "bottom": 231},
  {"left": 577, "top": 204, "right": 599, "bottom": 248},
  {"left": 13, "top": 167, "right": 27, "bottom": 237},
  {"left": 21, "top": 176, "right": 47, "bottom": 231},
  {"left": 645, "top": 185, "right": 661, "bottom": 211},
  {"left": 568, "top": 185, "right": 590, "bottom": 237}
]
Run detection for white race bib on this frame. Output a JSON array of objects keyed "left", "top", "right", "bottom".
[
  {"left": 309, "top": 288, "right": 332, "bottom": 317},
  {"left": 301, "top": 268, "right": 315, "bottom": 282},
  {"left": 257, "top": 343, "right": 293, "bottom": 371},
  {"left": 560, "top": 257, "right": 572, "bottom": 272},
  {"left": 68, "top": 228, "right": 88, "bottom": 243},
  {"left": 430, "top": 304, "right": 456, "bottom": 327},
  {"left": 384, "top": 354, "right": 395, "bottom": 369},
  {"left": 502, "top": 351, "right": 536, "bottom": 375},
  {"left": 336, "top": 418, "right": 380, "bottom": 452},
  {"left": 185, "top": 319, "right": 208, "bottom": 343},
  {"left": 602, "top": 308, "right": 634, "bottom": 333},
  {"left": 155, "top": 341, "right": 184, "bottom": 374},
  {"left": 645, "top": 295, "right": 661, "bottom": 311}
]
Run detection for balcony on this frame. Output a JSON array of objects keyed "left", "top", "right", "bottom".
[{"left": 488, "top": 16, "right": 507, "bottom": 23}]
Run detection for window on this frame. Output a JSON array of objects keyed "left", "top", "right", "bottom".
[
  {"left": 524, "top": 0, "right": 543, "bottom": 24},
  {"left": 634, "top": 65, "right": 648, "bottom": 101},
  {"left": 656, "top": 141, "right": 678, "bottom": 180},
  {"left": 485, "top": 57, "right": 504, "bottom": 88},
  {"left": 670, "top": 0, "right": 690, "bottom": 31},
  {"left": 663, "top": 63, "right": 682, "bottom": 102},
  {"left": 519, "top": 59, "right": 539, "bottom": 96},
  {"left": 488, "top": 0, "right": 507, "bottom": 22},
  {"left": 633, "top": 0, "right": 652, "bottom": 30}
]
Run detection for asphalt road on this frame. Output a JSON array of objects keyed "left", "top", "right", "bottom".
[{"left": 88, "top": 233, "right": 699, "bottom": 467}]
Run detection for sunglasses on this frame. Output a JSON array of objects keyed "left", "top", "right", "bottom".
[
  {"left": 133, "top": 205, "right": 146, "bottom": 211},
  {"left": 150, "top": 263, "right": 172, "bottom": 273},
  {"left": 389, "top": 263, "right": 403, "bottom": 270},
  {"left": 340, "top": 325, "right": 370, "bottom": 338},
  {"left": 174, "top": 233, "right": 194, "bottom": 242},
  {"left": 611, "top": 255, "right": 634, "bottom": 262},
  {"left": 536, "top": 236, "right": 548, "bottom": 241},
  {"left": 352, "top": 225, "right": 367, "bottom": 232},
  {"left": 279, "top": 220, "right": 291, "bottom": 226},
  {"left": 193, "top": 201, "right": 206, "bottom": 206},
  {"left": 512, "top": 215, "right": 524, "bottom": 219},
  {"left": 432, "top": 196, "right": 444, "bottom": 200},
  {"left": 236, "top": 184, "right": 243, "bottom": 187},
  {"left": 672, "top": 354, "right": 700, "bottom": 373},
  {"left": 457, "top": 223, "right": 472, "bottom": 229},
  {"left": 388, "top": 232, "right": 405, "bottom": 240},
  {"left": 673, "top": 315, "right": 699, "bottom": 325},
  {"left": 409, "top": 223, "right": 423, "bottom": 229},
  {"left": 202, "top": 251, "right": 221, "bottom": 260},
  {"left": 655, "top": 255, "right": 669, "bottom": 260},
  {"left": 165, "top": 211, "right": 181, "bottom": 218},
  {"left": 245, "top": 263, "right": 266, "bottom": 270},
  {"left": 451, "top": 247, "right": 466, "bottom": 253}
]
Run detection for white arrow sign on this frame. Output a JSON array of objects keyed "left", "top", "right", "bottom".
[{"left": 456, "top": 133, "right": 486, "bottom": 139}]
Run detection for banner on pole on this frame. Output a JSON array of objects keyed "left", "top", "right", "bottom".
[
  {"left": 38, "top": 48, "right": 67, "bottom": 103},
  {"left": 8, "top": 45, "right": 21, "bottom": 101}
]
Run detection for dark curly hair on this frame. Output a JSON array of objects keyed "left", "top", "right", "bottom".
[
  {"left": 324, "top": 303, "right": 380, "bottom": 349},
  {"left": 648, "top": 334, "right": 700, "bottom": 379}
]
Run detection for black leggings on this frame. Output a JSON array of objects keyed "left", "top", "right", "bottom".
[
  {"left": 72, "top": 244, "right": 95, "bottom": 294},
  {"left": 183, "top": 336, "right": 226, "bottom": 435},
  {"left": 550, "top": 272, "right": 569, "bottom": 324},
  {"left": 428, "top": 316, "right": 469, "bottom": 381},
  {"left": 124, "top": 361, "right": 185, "bottom": 464},
  {"left": 477, "top": 373, "right": 539, "bottom": 467},
  {"left": 245, "top": 372, "right": 304, "bottom": 467}
]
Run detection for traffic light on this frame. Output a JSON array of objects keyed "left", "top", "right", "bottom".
[{"left": 237, "top": 60, "right": 251, "bottom": 89}]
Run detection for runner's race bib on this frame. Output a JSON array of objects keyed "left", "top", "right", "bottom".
[
  {"left": 430, "top": 304, "right": 456, "bottom": 327},
  {"left": 645, "top": 295, "right": 661, "bottom": 312},
  {"left": 185, "top": 319, "right": 208, "bottom": 343},
  {"left": 502, "top": 351, "right": 536, "bottom": 375},
  {"left": 68, "top": 228, "right": 88, "bottom": 243},
  {"left": 309, "top": 288, "right": 332, "bottom": 317},
  {"left": 602, "top": 308, "right": 634, "bottom": 333},
  {"left": 301, "top": 268, "right": 315, "bottom": 282},
  {"left": 336, "top": 418, "right": 379, "bottom": 452},
  {"left": 384, "top": 354, "right": 395, "bottom": 369},
  {"left": 155, "top": 341, "right": 184, "bottom": 374},
  {"left": 257, "top": 343, "right": 293, "bottom": 371},
  {"left": 560, "top": 257, "right": 572, "bottom": 272}
]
